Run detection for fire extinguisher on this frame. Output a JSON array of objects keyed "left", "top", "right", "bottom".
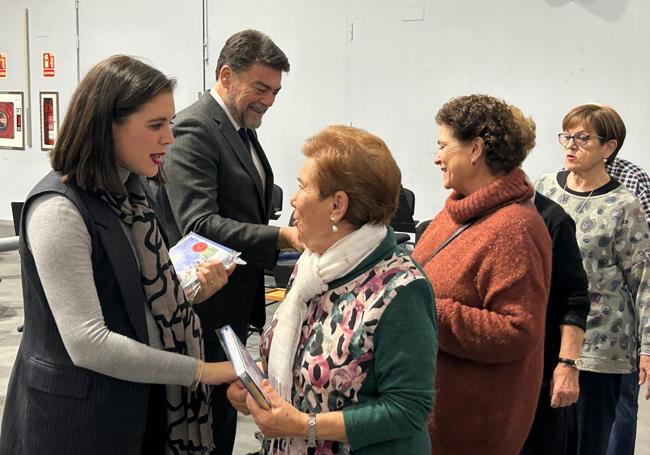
[{"left": 43, "top": 97, "right": 54, "bottom": 145}]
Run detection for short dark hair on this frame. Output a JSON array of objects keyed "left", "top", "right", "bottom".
[
  {"left": 435, "top": 94, "right": 534, "bottom": 174},
  {"left": 302, "top": 125, "right": 401, "bottom": 227},
  {"left": 51, "top": 55, "right": 175, "bottom": 194},
  {"left": 215, "top": 29, "right": 290, "bottom": 79},
  {"left": 562, "top": 103, "right": 626, "bottom": 165}
]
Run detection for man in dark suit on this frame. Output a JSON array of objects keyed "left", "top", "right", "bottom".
[{"left": 158, "top": 29, "right": 301, "bottom": 454}]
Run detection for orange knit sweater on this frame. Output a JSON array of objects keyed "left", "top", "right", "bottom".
[{"left": 413, "top": 168, "right": 552, "bottom": 455}]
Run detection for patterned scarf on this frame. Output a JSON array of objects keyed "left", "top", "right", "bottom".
[
  {"left": 101, "top": 174, "right": 213, "bottom": 454},
  {"left": 267, "top": 223, "right": 387, "bottom": 402}
]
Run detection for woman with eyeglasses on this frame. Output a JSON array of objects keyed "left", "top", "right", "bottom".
[{"left": 535, "top": 103, "right": 650, "bottom": 455}]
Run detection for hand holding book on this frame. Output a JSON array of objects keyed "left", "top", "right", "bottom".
[
  {"left": 191, "top": 260, "right": 232, "bottom": 304},
  {"left": 218, "top": 325, "right": 271, "bottom": 410},
  {"left": 169, "top": 232, "right": 246, "bottom": 303}
]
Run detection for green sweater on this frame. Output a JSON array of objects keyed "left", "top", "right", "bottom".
[
  {"left": 343, "top": 278, "right": 437, "bottom": 453},
  {"left": 262, "top": 230, "right": 437, "bottom": 454},
  {"left": 335, "top": 232, "right": 437, "bottom": 453}
]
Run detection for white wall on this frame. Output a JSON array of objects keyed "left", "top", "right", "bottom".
[
  {"left": 343, "top": 0, "right": 649, "bottom": 222},
  {"left": 0, "top": 0, "right": 77, "bottom": 221},
  {"left": 78, "top": 0, "right": 204, "bottom": 110},
  {"left": 1, "top": 0, "right": 649, "bottom": 224}
]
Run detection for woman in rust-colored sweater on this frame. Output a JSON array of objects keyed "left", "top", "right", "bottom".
[{"left": 413, "top": 95, "right": 552, "bottom": 455}]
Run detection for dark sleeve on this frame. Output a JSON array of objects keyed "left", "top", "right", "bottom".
[
  {"left": 343, "top": 278, "right": 437, "bottom": 450},
  {"left": 163, "top": 113, "right": 280, "bottom": 269},
  {"left": 547, "top": 207, "right": 590, "bottom": 330}
]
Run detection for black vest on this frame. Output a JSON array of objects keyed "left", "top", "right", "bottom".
[{"left": 0, "top": 171, "right": 155, "bottom": 454}]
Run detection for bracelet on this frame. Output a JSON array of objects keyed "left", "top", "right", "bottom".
[
  {"left": 307, "top": 413, "right": 317, "bottom": 448},
  {"left": 558, "top": 357, "right": 582, "bottom": 370},
  {"left": 191, "top": 360, "right": 204, "bottom": 391}
]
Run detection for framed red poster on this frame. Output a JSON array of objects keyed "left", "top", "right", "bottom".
[
  {"left": 40, "top": 91, "right": 59, "bottom": 151},
  {"left": 0, "top": 92, "right": 25, "bottom": 150}
]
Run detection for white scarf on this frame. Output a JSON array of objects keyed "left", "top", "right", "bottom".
[{"left": 268, "top": 223, "right": 387, "bottom": 402}]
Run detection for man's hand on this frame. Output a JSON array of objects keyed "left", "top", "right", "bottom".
[
  {"left": 278, "top": 226, "right": 304, "bottom": 252},
  {"left": 550, "top": 362, "right": 580, "bottom": 408}
]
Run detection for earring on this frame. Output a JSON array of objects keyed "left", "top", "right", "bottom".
[
  {"left": 330, "top": 217, "right": 339, "bottom": 233},
  {"left": 471, "top": 159, "right": 477, "bottom": 166}
]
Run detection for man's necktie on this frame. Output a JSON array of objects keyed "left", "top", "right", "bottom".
[{"left": 238, "top": 128, "right": 251, "bottom": 151}]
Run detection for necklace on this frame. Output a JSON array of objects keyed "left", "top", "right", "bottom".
[{"left": 563, "top": 176, "right": 595, "bottom": 214}]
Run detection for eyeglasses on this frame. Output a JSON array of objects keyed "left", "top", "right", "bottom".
[{"left": 557, "top": 132, "right": 604, "bottom": 148}]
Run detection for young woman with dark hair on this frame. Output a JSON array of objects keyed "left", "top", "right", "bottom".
[{"left": 0, "top": 55, "right": 236, "bottom": 455}]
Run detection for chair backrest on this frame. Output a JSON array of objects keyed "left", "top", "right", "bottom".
[
  {"left": 390, "top": 186, "right": 416, "bottom": 234},
  {"left": 11, "top": 202, "right": 24, "bottom": 236},
  {"left": 402, "top": 187, "right": 415, "bottom": 215},
  {"left": 415, "top": 219, "right": 432, "bottom": 244}
]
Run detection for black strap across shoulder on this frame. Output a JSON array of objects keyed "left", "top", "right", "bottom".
[{"left": 419, "top": 221, "right": 473, "bottom": 268}]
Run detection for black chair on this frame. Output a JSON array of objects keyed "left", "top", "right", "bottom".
[
  {"left": 11, "top": 202, "right": 24, "bottom": 236},
  {"left": 415, "top": 219, "right": 432, "bottom": 244},
  {"left": 402, "top": 188, "right": 416, "bottom": 223},
  {"left": 390, "top": 186, "right": 418, "bottom": 245},
  {"left": 10, "top": 202, "right": 24, "bottom": 333}
]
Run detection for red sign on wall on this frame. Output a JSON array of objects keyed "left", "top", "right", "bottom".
[
  {"left": 0, "top": 53, "right": 7, "bottom": 79},
  {"left": 42, "top": 52, "right": 55, "bottom": 78}
]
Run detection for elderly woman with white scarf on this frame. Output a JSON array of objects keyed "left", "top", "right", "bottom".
[{"left": 227, "top": 125, "right": 438, "bottom": 454}]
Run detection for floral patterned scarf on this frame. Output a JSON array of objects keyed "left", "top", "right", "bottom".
[{"left": 268, "top": 223, "right": 387, "bottom": 402}]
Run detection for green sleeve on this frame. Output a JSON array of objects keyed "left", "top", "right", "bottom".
[{"left": 343, "top": 277, "right": 438, "bottom": 451}]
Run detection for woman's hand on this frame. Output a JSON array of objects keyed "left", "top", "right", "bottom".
[
  {"left": 550, "top": 363, "right": 580, "bottom": 408},
  {"left": 247, "top": 379, "right": 307, "bottom": 439},
  {"left": 192, "top": 260, "right": 234, "bottom": 304},
  {"left": 200, "top": 361, "right": 237, "bottom": 385},
  {"left": 227, "top": 380, "right": 251, "bottom": 415},
  {"left": 639, "top": 354, "right": 650, "bottom": 400}
]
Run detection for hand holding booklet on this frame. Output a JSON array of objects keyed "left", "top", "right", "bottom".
[
  {"left": 217, "top": 325, "right": 272, "bottom": 410},
  {"left": 169, "top": 232, "right": 246, "bottom": 302}
]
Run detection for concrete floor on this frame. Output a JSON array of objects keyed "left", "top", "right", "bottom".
[{"left": 0, "top": 220, "right": 649, "bottom": 454}]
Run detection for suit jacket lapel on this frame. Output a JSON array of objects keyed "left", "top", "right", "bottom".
[{"left": 200, "top": 93, "right": 266, "bottom": 209}]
